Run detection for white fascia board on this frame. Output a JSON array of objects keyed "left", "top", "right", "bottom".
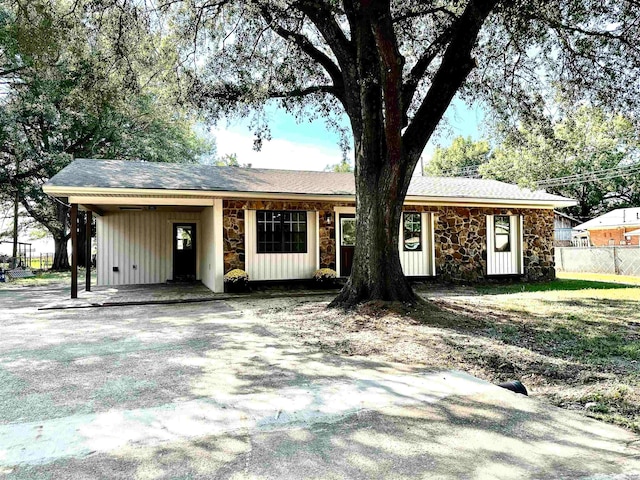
[
  {"left": 68, "top": 196, "right": 215, "bottom": 207},
  {"left": 45, "top": 184, "right": 576, "bottom": 209}
]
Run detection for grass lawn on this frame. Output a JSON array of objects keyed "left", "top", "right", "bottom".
[
  {"left": 260, "top": 280, "right": 640, "bottom": 433},
  {"left": 557, "top": 271, "right": 640, "bottom": 286}
]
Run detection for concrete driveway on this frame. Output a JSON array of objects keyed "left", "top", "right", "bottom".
[{"left": 0, "top": 284, "right": 639, "bottom": 479}]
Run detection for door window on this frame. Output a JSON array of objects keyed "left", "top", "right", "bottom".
[
  {"left": 403, "top": 213, "right": 422, "bottom": 251},
  {"left": 494, "top": 215, "right": 511, "bottom": 252},
  {"left": 175, "top": 226, "right": 193, "bottom": 251},
  {"left": 341, "top": 218, "right": 356, "bottom": 246}
]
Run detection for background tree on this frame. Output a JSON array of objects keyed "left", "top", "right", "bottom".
[
  {"left": 424, "top": 136, "right": 490, "bottom": 177},
  {"left": 213, "top": 153, "right": 251, "bottom": 168},
  {"left": 159, "top": 0, "right": 640, "bottom": 307},
  {"left": 481, "top": 106, "right": 640, "bottom": 220},
  {"left": 0, "top": 0, "right": 213, "bottom": 269},
  {"left": 325, "top": 159, "right": 354, "bottom": 173}
]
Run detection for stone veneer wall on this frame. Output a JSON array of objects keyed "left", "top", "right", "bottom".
[
  {"left": 406, "top": 206, "right": 555, "bottom": 282},
  {"left": 223, "top": 199, "right": 353, "bottom": 273},
  {"left": 223, "top": 199, "right": 555, "bottom": 283}
]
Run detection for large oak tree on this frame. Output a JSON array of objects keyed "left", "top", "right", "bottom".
[{"left": 161, "top": 2, "right": 640, "bottom": 305}]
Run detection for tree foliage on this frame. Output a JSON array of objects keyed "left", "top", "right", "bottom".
[
  {"left": 481, "top": 107, "right": 640, "bottom": 219},
  {"left": 324, "top": 159, "right": 353, "bottom": 173},
  {"left": 0, "top": 0, "right": 213, "bottom": 268},
  {"left": 213, "top": 153, "right": 251, "bottom": 168},
  {"left": 425, "top": 136, "right": 490, "bottom": 177}
]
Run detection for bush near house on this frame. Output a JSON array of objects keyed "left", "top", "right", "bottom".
[
  {"left": 224, "top": 269, "right": 249, "bottom": 293},
  {"left": 312, "top": 268, "right": 337, "bottom": 288}
]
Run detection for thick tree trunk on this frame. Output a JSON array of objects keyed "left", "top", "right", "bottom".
[
  {"left": 330, "top": 3, "right": 418, "bottom": 308},
  {"left": 51, "top": 202, "right": 70, "bottom": 270},
  {"left": 52, "top": 234, "right": 70, "bottom": 270},
  {"left": 330, "top": 145, "right": 418, "bottom": 308}
]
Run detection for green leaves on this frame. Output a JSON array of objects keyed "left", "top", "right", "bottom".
[{"left": 424, "top": 136, "right": 490, "bottom": 177}]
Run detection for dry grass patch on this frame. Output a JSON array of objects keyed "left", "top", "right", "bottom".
[{"left": 257, "top": 284, "right": 640, "bottom": 433}]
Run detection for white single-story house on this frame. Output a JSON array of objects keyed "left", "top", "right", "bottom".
[{"left": 43, "top": 159, "right": 576, "bottom": 297}]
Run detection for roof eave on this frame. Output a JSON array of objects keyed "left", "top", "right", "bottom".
[{"left": 43, "top": 184, "right": 575, "bottom": 209}]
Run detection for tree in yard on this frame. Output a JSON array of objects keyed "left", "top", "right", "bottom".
[
  {"left": 0, "top": 0, "right": 213, "bottom": 269},
  {"left": 75, "top": 0, "right": 636, "bottom": 305},
  {"left": 424, "top": 136, "right": 490, "bottom": 177}
]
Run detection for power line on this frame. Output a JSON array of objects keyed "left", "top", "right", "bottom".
[{"left": 537, "top": 163, "right": 640, "bottom": 188}]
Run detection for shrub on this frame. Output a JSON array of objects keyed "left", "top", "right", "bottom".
[
  {"left": 224, "top": 269, "right": 249, "bottom": 292},
  {"left": 313, "top": 268, "right": 337, "bottom": 288}
]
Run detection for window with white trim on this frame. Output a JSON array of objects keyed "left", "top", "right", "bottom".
[{"left": 257, "top": 211, "right": 307, "bottom": 253}]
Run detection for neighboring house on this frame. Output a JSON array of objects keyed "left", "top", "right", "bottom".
[
  {"left": 574, "top": 207, "right": 640, "bottom": 247},
  {"left": 553, "top": 210, "right": 581, "bottom": 246},
  {"left": 43, "top": 159, "right": 575, "bottom": 296}
]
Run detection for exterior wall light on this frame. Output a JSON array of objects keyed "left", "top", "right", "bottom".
[{"left": 325, "top": 212, "right": 333, "bottom": 226}]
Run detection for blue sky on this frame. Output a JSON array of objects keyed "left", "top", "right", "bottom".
[{"left": 212, "top": 96, "right": 485, "bottom": 172}]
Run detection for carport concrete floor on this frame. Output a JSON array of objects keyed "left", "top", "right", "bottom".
[{"left": 0, "top": 284, "right": 639, "bottom": 479}]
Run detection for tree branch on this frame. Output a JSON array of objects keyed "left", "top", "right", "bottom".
[
  {"left": 401, "top": 26, "right": 456, "bottom": 120},
  {"left": 0, "top": 65, "right": 26, "bottom": 77},
  {"left": 267, "top": 85, "right": 337, "bottom": 98},
  {"left": 260, "top": 7, "right": 345, "bottom": 98},
  {"left": 393, "top": 6, "right": 458, "bottom": 24},
  {"left": 294, "top": 0, "right": 355, "bottom": 72},
  {"left": 403, "top": 0, "right": 500, "bottom": 161}
]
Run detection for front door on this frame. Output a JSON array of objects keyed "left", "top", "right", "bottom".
[
  {"left": 173, "top": 223, "right": 197, "bottom": 282},
  {"left": 339, "top": 214, "right": 356, "bottom": 277}
]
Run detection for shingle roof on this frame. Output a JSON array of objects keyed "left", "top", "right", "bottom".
[
  {"left": 45, "top": 159, "right": 574, "bottom": 205},
  {"left": 576, "top": 207, "right": 640, "bottom": 229}
]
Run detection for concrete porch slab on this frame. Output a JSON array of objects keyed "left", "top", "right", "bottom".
[{"left": 38, "top": 282, "right": 338, "bottom": 310}]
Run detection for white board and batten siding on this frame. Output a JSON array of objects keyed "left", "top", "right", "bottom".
[
  {"left": 486, "top": 214, "right": 524, "bottom": 276},
  {"left": 244, "top": 210, "right": 319, "bottom": 281},
  {"left": 96, "top": 211, "right": 201, "bottom": 286},
  {"left": 399, "top": 212, "right": 436, "bottom": 277}
]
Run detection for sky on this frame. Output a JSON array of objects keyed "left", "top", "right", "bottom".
[{"left": 211, "top": 97, "right": 485, "bottom": 172}]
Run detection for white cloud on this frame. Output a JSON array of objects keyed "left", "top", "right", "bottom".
[{"left": 212, "top": 129, "right": 342, "bottom": 171}]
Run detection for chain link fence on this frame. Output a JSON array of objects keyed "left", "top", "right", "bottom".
[{"left": 556, "top": 246, "right": 640, "bottom": 276}]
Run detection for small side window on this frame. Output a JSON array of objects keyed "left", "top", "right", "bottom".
[
  {"left": 494, "top": 215, "right": 511, "bottom": 252},
  {"left": 403, "top": 213, "right": 422, "bottom": 251}
]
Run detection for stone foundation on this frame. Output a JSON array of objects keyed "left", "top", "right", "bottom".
[{"left": 223, "top": 199, "right": 555, "bottom": 283}]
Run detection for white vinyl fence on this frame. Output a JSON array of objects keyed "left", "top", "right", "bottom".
[{"left": 556, "top": 246, "right": 640, "bottom": 276}]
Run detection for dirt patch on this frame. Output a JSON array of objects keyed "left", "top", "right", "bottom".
[{"left": 254, "top": 287, "right": 640, "bottom": 433}]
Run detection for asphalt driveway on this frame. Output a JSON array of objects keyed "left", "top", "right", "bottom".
[{"left": 0, "top": 284, "right": 639, "bottom": 479}]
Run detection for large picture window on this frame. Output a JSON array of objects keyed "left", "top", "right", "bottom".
[
  {"left": 403, "top": 212, "right": 422, "bottom": 251},
  {"left": 257, "top": 211, "right": 307, "bottom": 253},
  {"left": 494, "top": 215, "right": 511, "bottom": 252}
]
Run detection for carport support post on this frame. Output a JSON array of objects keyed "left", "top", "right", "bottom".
[
  {"left": 71, "top": 203, "right": 78, "bottom": 299},
  {"left": 85, "top": 210, "right": 92, "bottom": 292}
]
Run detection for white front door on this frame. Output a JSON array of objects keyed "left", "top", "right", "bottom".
[{"left": 487, "top": 215, "right": 523, "bottom": 275}]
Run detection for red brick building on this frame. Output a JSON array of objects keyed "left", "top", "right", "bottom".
[{"left": 575, "top": 207, "right": 640, "bottom": 246}]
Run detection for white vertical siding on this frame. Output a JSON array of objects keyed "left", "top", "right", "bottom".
[
  {"left": 486, "top": 214, "right": 523, "bottom": 275},
  {"left": 399, "top": 212, "right": 434, "bottom": 277},
  {"left": 213, "top": 199, "right": 224, "bottom": 293},
  {"left": 244, "top": 210, "right": 318, "bottom": 281},
  {"left": 96, "top": 210, "right": 201, "bottom": 286},
  {"left": 199, "top": 206, "right": 215, "bottom": 291}
]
